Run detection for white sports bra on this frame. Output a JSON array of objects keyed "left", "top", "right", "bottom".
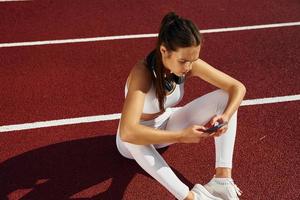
[{"left": 125, "top": 81, "right": 184, "bottom": 114}]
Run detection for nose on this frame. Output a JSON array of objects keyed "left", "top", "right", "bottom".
[{"left": 184, "top": 62, "right": 192, "bottom": 71}]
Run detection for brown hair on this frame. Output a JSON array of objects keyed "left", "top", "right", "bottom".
[{"left": 151, "top": 12, "right": 202, "bottom": 111}]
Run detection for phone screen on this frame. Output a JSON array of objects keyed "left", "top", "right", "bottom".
[{"left": 204, "top": 123, "right": 226, "bottom": 133}]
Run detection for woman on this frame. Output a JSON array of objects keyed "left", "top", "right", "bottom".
[{"left": 116, "top": 12, "right": 246, "bottom": 200}]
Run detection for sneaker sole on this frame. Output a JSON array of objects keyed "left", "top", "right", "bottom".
[{"left": 193, "top": 184, "right": 223, "bottom": 200}]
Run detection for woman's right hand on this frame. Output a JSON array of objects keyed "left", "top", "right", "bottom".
[{"left": 178, "top": 125, "right": 211, "bottom": 143}]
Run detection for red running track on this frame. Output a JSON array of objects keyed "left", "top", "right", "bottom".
[
  {"left": 0, "top": 0, "right": 300, "bottom": 200},
  {"left": 0, "top": 0, "right": 300, "bottom": 43}
]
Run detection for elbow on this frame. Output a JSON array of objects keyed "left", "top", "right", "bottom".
[
  {"left": 119, "top": 123, "right": 135, "bottom": 143},
  {"left": 239, "top": 82, "right": 247, "bottom": 97},
  {"left": 233, "top": 81, "right": 246, "bottom": 96},
  {"left": 229, "top": 81, "right": 246, "bottom": 99}
]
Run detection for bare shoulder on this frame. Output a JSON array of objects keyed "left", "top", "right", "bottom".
[
  {"left": 120, "top": 60, "right": 152, "bottom": 127},
  {"left": 127, "top": 59, "right": 152, "bottom": 93}
]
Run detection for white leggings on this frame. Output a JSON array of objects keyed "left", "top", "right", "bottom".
[{"left": 116, "top": 89, "right": 238, "bottom": 200}]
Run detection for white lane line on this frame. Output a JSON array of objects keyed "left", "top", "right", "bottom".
[
  {"left": 241, "top": 94, "right": 300, "bottom": 106},
  {"left": 201, "top": 21, "right": 300, "bottom": 33},
  {"left": 0, "top": 94, "right": 299, "bottom": 133},
  {"left": 0, "top": 21, "right": 300, "bottom": 48},
  {"left": 0, "top": 113, "right": 122, "bottom": 133}
]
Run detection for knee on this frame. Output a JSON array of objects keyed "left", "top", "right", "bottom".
[{"left": 213, "top": 89, "right": 229, "bottom": 113}]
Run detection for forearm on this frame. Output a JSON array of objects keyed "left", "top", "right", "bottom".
[
  {"left": 120, "top": 123, "right": 181, "bottom": 145},
  {"left": 223, "top": 83, "right": 246, "bottom": 120}
]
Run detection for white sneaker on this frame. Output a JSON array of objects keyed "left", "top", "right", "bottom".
[
  {"left": 204, "top": 176, "right": 242, "bottom": 200},
  {"left": 191, "top": 184, "right": 223, "bottom": 200}
]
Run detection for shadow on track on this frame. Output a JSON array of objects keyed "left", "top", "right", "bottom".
[{"left": 0, "top": 134, "right": 192, "bottom": 199}]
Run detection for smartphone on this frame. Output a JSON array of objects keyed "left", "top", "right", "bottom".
[{"left": 204, "top": 122, "right": 227, "bottom": 133}]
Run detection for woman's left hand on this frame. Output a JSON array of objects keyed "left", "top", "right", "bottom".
[{"left": 207, "top": 114, "right": 230, "bottom": 137}]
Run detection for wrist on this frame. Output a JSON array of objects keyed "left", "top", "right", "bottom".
[
  {"left": 222, "top": 113, "right": 230, "bottom": 122},
  {"left": 174, "top": 130, "right": 183, "bottom": 143}
]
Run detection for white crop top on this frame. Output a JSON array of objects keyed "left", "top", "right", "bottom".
[{"left": 125, "top": 81, "right": 184, "bottom": 114}]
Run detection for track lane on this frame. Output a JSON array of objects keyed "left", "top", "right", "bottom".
[
  {"left": 0, "top": 0, "right": 300, "bottom": 43},
  {"left": 0, "top": 27, "right": 299, "bottom": 125}
]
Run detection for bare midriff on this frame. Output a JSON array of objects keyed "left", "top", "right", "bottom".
[
  {"left": 140, "top": 110, "right": 165, "bottom": 121},
  {"left": 139, "top": 82, "right": 176, "bottom": 121}
]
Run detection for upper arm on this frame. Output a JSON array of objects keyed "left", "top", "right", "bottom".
[
  {"left": 119, "top": 62, "right": 152, "bottom": 133},
  {"left": 190, "top": 59, "right": 244, "bottom": 91}
]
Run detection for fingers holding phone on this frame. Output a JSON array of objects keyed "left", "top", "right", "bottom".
[
  {"left": 179, "top": 125, "right": 211, "bottom": 143},
  {"left": 203, "top": 122, "right": 228, "bottom": 137},
  {"left": 211, "top": 122, "right": 228, "bottom": 137},
  {"left": 205, "top": 115, "right": 229, "bottom": 137}
]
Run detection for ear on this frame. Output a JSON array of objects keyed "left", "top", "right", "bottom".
[{"left": 160, "top": 44, "right": 168, "bottom": 57}]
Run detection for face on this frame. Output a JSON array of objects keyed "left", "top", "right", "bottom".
[{"left": 160, "top": 45, "right": 201, "bottom": 76}]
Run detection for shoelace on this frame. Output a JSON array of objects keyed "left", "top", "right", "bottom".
[{"left": 229, "top": 181, "right": 242, "bottom": 196}]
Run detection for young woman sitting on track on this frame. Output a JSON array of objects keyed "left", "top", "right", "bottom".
[{"left": 116, "top": 12, "right": 246, "bottom": 200}]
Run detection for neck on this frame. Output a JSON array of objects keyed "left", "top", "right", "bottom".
[{"left": 160, "top": 58, "right": 171, "bottom": 77}]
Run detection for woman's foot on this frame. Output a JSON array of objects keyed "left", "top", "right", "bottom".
[
  {"left": 204, "top": 176, "right": 242, "bottom": 200},
  {"left": 191, "top": 184, "right": 222, "bottom": 200}
]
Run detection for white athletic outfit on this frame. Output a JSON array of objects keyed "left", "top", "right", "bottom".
[{"left": 116, "top": 80, "right": 238, "bottom": 200}]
